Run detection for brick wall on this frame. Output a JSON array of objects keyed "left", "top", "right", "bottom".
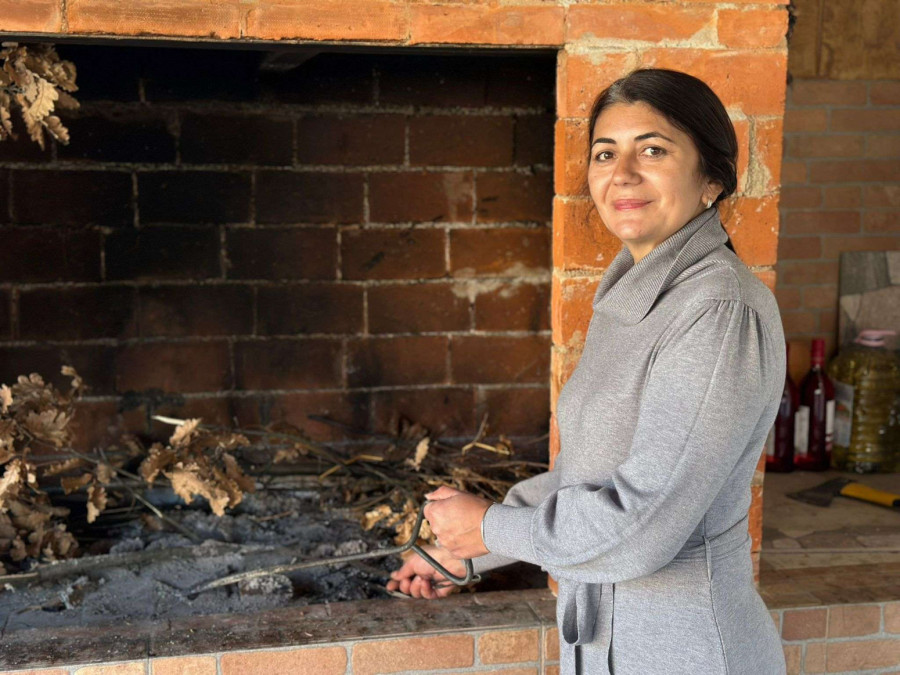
[
  {"left": 777, "top": 79, "right": 900, "bottom": 380},
  {"left": 0, "top": 45, "right": 555, "bottom": 450}
]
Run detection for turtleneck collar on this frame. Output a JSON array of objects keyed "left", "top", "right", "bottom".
[{"left": 592, "top": 207, "right": 728, "bottom": 325}]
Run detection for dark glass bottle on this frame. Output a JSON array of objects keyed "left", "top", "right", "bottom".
[
  {"left": 766, "top": 342, "right": 797, "bottom": 472},
  {"left": 794, "top": 338, "right": 836, "bottom": 471}
]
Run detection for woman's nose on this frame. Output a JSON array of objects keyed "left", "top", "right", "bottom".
[{"left": 612, "top": 154, "right": 640, "bottom": 185}]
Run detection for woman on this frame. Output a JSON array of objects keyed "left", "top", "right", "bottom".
[{"left": 387, "top": 69, "right": 787, "bottom": 675}]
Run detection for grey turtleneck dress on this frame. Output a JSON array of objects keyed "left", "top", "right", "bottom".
[{"left": 474, "top": 208, "right": 787, "bottom": 674}]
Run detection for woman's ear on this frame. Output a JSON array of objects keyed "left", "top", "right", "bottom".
[{"left": 704, "top": 181, "right": 724, "bottom": 206}]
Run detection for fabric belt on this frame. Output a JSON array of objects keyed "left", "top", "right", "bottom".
[{"left": 557, "top": 515, "right": 750, "bottom": 658}]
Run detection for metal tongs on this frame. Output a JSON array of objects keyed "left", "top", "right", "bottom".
[{"left": 187, "top": 501, "right": 480, "bottom": 597}]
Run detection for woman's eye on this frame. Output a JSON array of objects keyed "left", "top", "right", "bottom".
[
  {"left": 593, "top": 150, "right": 614, "bottom": 162},
  {"left": 642, "top": 146, "right": 666, "bottom": 157}
]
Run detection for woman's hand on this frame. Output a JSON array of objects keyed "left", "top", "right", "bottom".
[
  {"left": 423, "top": 485, "right": 493, "bottom": 560},
  {"left": 386, "top": 545, "right": 465, "bottom": 599}
]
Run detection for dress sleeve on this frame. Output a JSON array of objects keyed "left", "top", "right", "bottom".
[
  {"left": 473, "top": 468, "right": 561, "bottom": 574},
  {"left": 480, "top": 299, "right": 780, "bottom": 583}
]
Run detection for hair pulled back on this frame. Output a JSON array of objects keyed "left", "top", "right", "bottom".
[{"left": 588, "top": 68, "right": 738, "bottom": 206}]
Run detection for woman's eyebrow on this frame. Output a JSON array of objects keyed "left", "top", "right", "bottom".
[{"left": 590, "top": 131, "right": 676, "bottom": 146}]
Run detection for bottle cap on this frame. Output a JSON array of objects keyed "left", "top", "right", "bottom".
[
  {"left": 811, "top": 338, "right": 825, "bottom": 364},
  {"left": 854, "top": 330, "right": 897, "bottom": 348}
]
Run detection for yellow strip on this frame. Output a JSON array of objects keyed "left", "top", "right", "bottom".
[{"left": 841, "top": 482, "right": 900, "bottom": 508}]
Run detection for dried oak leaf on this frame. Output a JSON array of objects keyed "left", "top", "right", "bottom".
[
  {"left": 42, "top": 524, "right": 77, "bottom": 560},
  {"left": 60, "top": 472, "right": 92, "bottom": 495},
  {"left": 24, "top": 409, "right": 72, "bottom": 447},
  {"left": 273, "top": 447, "right": 302, "bottom": 464},
  {"left": 139, "top": 444, "right": 176, "bottom": 484},
  {"left": 222, "top": 453, "right": 255, "bottom": 494},
  {"left": 166, "top": 464, "right": 230, "bottom": 516},
  {"left": 170, "top": 418, "right": 201, "bottom": 448},
  {"left": 0, "top": 459, "right": 24, "bottom": 512},
  {"left": 42, "top": 456, "right": 87, "bottom": 477},
  {"left": 61, "top": 365, "right": 83, "bottom": 395},
  {"left": 0, "top": 384, "right": 12, "bottom": 413},
  {"left": 95, "top": 462, "right": 115, "bottom": 485},
  {"left": 404, "top": 437, "right": 430, "bottom": 471},
  {"left": 361, "top": 504, "right": 392, "bottom": 531},
  {"left": 86, "top": 484, "right": 106, "bottom": 524}
]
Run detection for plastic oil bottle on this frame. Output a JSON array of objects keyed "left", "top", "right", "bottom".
[{"left": 827, "top": 330, "right": 900, "bottom": 473}]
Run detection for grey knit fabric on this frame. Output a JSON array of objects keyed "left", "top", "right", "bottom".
[{"left": 476, "top": 208, "right": 787, "bottom": 674}]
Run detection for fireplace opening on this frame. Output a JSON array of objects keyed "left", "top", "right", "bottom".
[{"left": 0, "top": 40, "right": 557, "bottom": 649}]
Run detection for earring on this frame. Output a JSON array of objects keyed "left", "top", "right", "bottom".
[{"left": 706, "top": 199, "right": 714, "bottom": 209}]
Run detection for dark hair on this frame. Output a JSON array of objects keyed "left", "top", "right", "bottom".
[{"left": 587, "top": 68, "right": 739, "bottom": 208}]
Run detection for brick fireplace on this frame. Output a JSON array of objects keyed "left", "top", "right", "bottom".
[{"left": 0, "top": 1, "right": 790, "bottom": 673}]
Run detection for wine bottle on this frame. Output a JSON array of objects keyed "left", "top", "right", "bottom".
[
  {"left": 794, "top": 338, "right": 835, "bottom": 471},
  {"left": 765, "top": 342, "right": 797, "bottom": 472}
]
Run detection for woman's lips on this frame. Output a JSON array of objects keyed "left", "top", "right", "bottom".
[{"left": 613, "top": 199, "right": 650, "bottom": 211}]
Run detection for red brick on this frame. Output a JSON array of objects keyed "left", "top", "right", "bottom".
[
  {"left": 780, "top": 186, "right": 822, "bottom": 209},
  {"left": 778, "top": 236, "right": 822, "bottom": 260},
  {"left": 803, "top": 285, "right": 838, "bottom": 309},
  {"left": 0, "top": 227, "right": 101, "bottom": 283},
  {"left": 409, "top": 4, "right": 565, "bottom": 46},
  {"left": 369, "top": 283, "right": 470, "bottom": 333},
  {"left": 19, "top": 286, "right": 137, "bottom": 341},
  {"left": 774, "top": 286, "right": 802, "bottom": 310},
  {"left": 557, "top": 50, "right": 639, "bottom": 119},
  {"left": 725, "top": 196, "right": 779, "bottom": 266},
  {"left": 371, "top": 387, "right": 475, "bottom": 437},
  {"left": 179, "top": 113, "right": 290, "bottom": 166},
  {"left": 749, "top": 484, "right": 763, "bottom": 550},
  {"left": 234, "top": 339, "right": 342, "bottom": 390},
  {"left": 106, "top": 227, "right": 221, "bottom": 282},
  {"left": 152, "top": 656, "right": 216, "bottom": 675},
  {"left": 782, "top": 211, "right": 860, "bottom": 235},
  {"left": 515, "top": 114, "right": 555, "bottom": 167},
  {"left": 781, "top": 311, "right": 817, "bottom": 334},
  {"left": 818, "top": 309, "right": 836, "bottom": 333},
  {"left": 0, "top": 0, "right": 61, "bottom": 31},
  {"left": 779, "top": 260, "right": 840, "bottom": 285},
  {"left": 138, "top": 285, "right": 253, "bottom": 337},
  {"left": 476, "top": 171, "right": 553, "bottom": 223},
  {"left": 452, "top": 335, "right": 550, "bottom": 384},
  {"left": 828, "top": 604, "right": 882, "bottom": 637},
  {"left": 297, "top": 114, "right": 405, "bottom": 166},
  {"left": 369, "top": 171, "right": 474, "bottom": 223},
  {"left": 718, "top": 8, "right": 787, "bottom": 48},
  {"left": 475, "top": 282, "right": 550, "bottom": 332},
  {"left": 871, "top": 82, "right": 900, "bottom": 105},
  {"left": 832, "top": 109, "right": 900, "bottom": 132},
  {"left": 226, "top": 227, "right": 337, "bottom": 281},
  {"left": 410, "top": 115, "right": 514, "bottom": 168},
  {"left": 478, "top": 629, "right": 540, "bottom": 664},
  {"left": 256, "top": 283, "right": 364, "bottom": 335},
  {"left": 804, "top": 641, "right": 826, "bottom": 673},
  {"left": 780, "top": 160, "right": 808, "bottom": 184},
  {"left": 783, "top": 109, "right": 828, "bottom": 133},
  {"left": 790, "top": 80, "right": 868, "bottom": 105},
  {"left": 450, "top": 227, "right": 550, "bottom": 277},
  {"left": 787, "top": 134, "right": 865, "bottom": 158},
  {"left": 864, "top": 211, "right": 900, "bottom": 233},
  {"left": 0, "top": 670, "right": 67, "bottom": 675},
  {"left": 781, "top": 608, "right": 827, "bottom": 640},
  {"left": 221, "top": 646, "right": 346, "bottom": 675},
  {"left": 552, "top": 197, "right": 623, "bottom": 271},
  {"left": 12, "top": 169, "right": 132, "bottom": 226},
  {"left": 754, "top": 118, "right": 783, "bottom": 191},
  {"left": 545, "top": 627, "right": 560, "bottom": 661},
  {"left": 865, "top": 185, "right": 900, "bottom": 208},
  {"left": 116, "top": 341, "right": 231, "bottom": 393},
  {"left": 479, "top": 387, "right": 550, "bottom": 438},
  {"left": 234, "top": 391, "right": 370, "bottom": 443},
  {"left": 138, "top": 171, "right": 250, "bottom": 225},
  {"left": 822, "top": 235, "right": 900, "bottom": 259},
  {"left": 69, "top": 0, "right": 241, "bottom": 38},
  {"left": 552, "top": 276, "right": 599, "bottom": 348},
  {"left": 826, "top": 639, "right": 900, "bottom": 672},
  {"left": 257, "top": 172, "right": 363, "bottom": 224},
  {"left": 246, "top": 0, "right": 407, "bottom": 42},
  {"left": 342, "top": 227, "right": 446, "bottom": 280},
  {"left": 866, "top": 134, "right": 900, "bottom": 158},
  {"left": 732, "top": 118, "right": 751, "bottom": 192},
  {"left": 554, "top": 118, "right": 590, "bottom": 197},
  {"left": 783, "top": 644, "right": 802, "bottom": 674},
  {"left": 376, "top": 54, "right": 487, "bottom": 108},
  {"left": 886, "top": 602, "right": 900, "bottom": 632},
  {"left": 823, "top": 186, "right": 862, "bottom": 209},
  {"left": 568, "top": 4, "right": 714, "bottom": 42},
  {"left": 351, "top": 635, "right": 474, "bottom": 675},
  {"left": 73, "top": 663, "right": 145, "bottom": 675},
  {"left": 754, "top": 269, "right": 777, "bottom": 292},
  {"left": 348, "top": 336, "right": 448, "bottom": 387},
  {"left": 639, "top": 49, "right": 787, "bottom": 116}
]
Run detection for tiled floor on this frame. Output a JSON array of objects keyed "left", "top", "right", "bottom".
[{"left": 759, "top": 470, "right": 900, "bottom": 608}]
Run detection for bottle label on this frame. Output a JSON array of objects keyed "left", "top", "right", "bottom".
[
  {"left": 833, "top": 380, "right": 853, "bottom": 447},
  {"left": 764, "top": 426, "right": 775, "bottom": 458},
  {"left": 795, "top": 406, "right": 810, "bottom": 457},
  {"left": 825, "top": 399, "right": 835, "bottom": 451}
]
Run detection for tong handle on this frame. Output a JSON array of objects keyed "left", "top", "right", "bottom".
[{"left": 399, "top": 500, "right": 480, "bottom": 587}]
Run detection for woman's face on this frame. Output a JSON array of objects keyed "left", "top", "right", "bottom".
[{"left": 588, "top": 102, "right": 719, "bottom": 264}]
